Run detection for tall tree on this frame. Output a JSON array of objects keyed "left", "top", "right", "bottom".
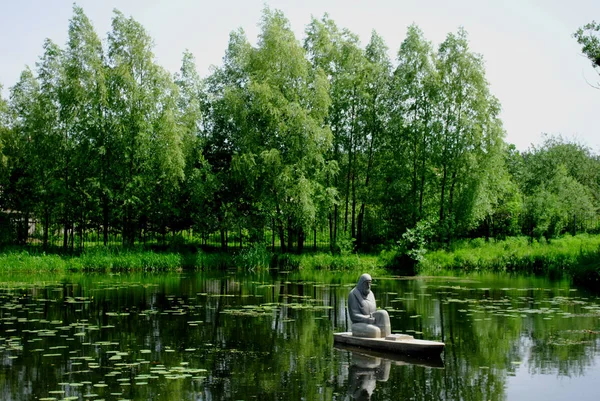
[
  {"left": 517, "top": 136, "right": 600, "bottom": 238},
  {"left": 387, "top": 24, "right": 438, "bottom": 232},
  {"left": 62, "top": 5, "right": 108, "bottom": 247},
  {"left": 304, "top": 15, "right": 365, "bottom": 250},
  {"left": 355, "top": 31, "right": 391, "bottom": 249},
  {"left": 433, "top": 28, "right": 505, "bottom": 241},
  {"left": 204, "top": 28, "right": 253, "bottom": 249},
  {"left": 107, "top": 10, "right": 184, "bottom": 245},
  {"left": 173, "top": 51, "right": 214, "bottom": 237},
  {"left": 232, "top": 8, "right": 333, "bottom": 252},
  {"left": 0, "top": 84, "right": 9, "bottom": 201},
  {"left": 6, "top": 65, "right": 53, "bottom": 245}
]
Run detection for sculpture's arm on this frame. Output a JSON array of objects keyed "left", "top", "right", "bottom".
[{"left": 348, "top": 293, "right": 375, "bottom": 324}]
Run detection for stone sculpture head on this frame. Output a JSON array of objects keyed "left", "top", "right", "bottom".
[{"left": 357, "top": 273, "right": 372, "bottom": 297}]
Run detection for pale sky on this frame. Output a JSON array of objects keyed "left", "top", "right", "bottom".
[{"left": 1, "top": 0, "right": 599, "bottom": 152}]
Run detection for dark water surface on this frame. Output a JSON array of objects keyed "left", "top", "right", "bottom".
[{"left": 0, "top": 270, "right": 598, "bottom": 401}]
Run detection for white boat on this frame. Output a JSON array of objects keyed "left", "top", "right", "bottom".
[{"left": 333, "top": 332, "right": 445, "bottom": 357}]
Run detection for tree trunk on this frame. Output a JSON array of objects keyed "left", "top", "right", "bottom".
[
  {"left": 287, "top": 217, "right": 293, "bottom": 251},
  {"left": 333, "top": 206, "right": 339, "bottom": 252},
  {"left": 297, "top": 227, "right": 304, "bottom": 254},
  {"left": 63, "top": 218, "right": 69, "bottom": 250},
  {"left": 275, "top": 203, "right": 286, "bottom": 253},
  {"left": 418, "top": 149, "right": 426, "bottom": 219},
  {"left": 439, "top": 164, "right": 448, "bottom": 225},
  {"left": 351, "top": 168, "right": 356, "bottom": 241},
  {"left": 220, "top": 227, "right": 226, "bottom": 251},
  {"left": 447, "top": 170, "right": 457, "bottom": 243},
  {"left": 271, "top": 217, "right": 276, "bottom": 252},
  {"left": 102, "top": 195, "right": 109, "bottom": 246},
  {"left": 43, "top": 208, "right": 49, "bottom": 248},
  {"left": 344, "top": 90, "right": 357, "bottom": 234},
  {"left": 357, "top": 204, "right": 365, "bottom": 250}
]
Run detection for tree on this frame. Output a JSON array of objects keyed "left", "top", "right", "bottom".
[
  {"left": 433, "top": 28, "right": 506, "bottom": 241},
  {"left": 0, "top": 84, "right": 9, "bottom": 200},
  {"left": 386, "top": 24, "right": 438, "bottom": 233},
  {"left": 304, "top": 15, "right": 367, "bottom": 250},
  {"left": 62, "top": 5, "right": 108, "bottom": 248},
  {"left": 231, "top": 8, "right": 333, "bottom": 252},
  {"left": 0, "top": 84, "right": 13, "bottom": 244},
  {"left": 173, "top": 51, "right": 216, "bottom": 240},
  {"left": 574, "top": 21, "right": 600, "bottom": 87},
  {"left": 355, "top": 31, "right": 391, "bottom": 249},
  {"left": 36, "top": 39, "right": 70, "bottom": 249},
  {"left": 526, "top": 165, "right": 596, "bottom": 238},
  {"left": 5, "top": 67, "right": 46, "bottom": 244},
  {"left": 203, "top": 28, "right": 253, "bottom": 249},
  {"left": 106, "top": 10, "right": 184, "bottom": 245},
  {"left": 520, "top": 135, "right": 600, "bottom": 203},
  {"left": 517, "top": 136, "right": 600, "bottom": 238}
]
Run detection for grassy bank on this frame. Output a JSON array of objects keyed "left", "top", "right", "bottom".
[
  {"left": 418, "top": 234, "right": 600, "bottom": 285},
  {"left": 1, "top": 234, "right": 599, "bottom": 286},
  {"left": 0, "top": 245, "right": 385, "bottom": 273},
  {"left": 0, "top": 247, "right": 232, "bottom": 272}
]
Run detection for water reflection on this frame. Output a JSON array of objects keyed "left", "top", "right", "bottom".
[
  {"left": 337, "top": 344, "right": 444, "bottom": 400},
  {"left": 0, "top": 271, "right": 598, "bottom": 401},
  {"left": 346, "top": 349, "right": 390, "bottom": 400}
]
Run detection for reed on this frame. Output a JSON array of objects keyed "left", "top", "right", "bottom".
[{"left": 273, "top": 252, "right": 382, "bottom": 272}]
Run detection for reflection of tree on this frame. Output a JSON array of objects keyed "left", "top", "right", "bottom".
[{"left": 1, "top": 271, "right": 600, "bottom": 400}]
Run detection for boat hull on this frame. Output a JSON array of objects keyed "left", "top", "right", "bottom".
[{"left": 333, "top": 332, "right": 444, "bottom": 357}]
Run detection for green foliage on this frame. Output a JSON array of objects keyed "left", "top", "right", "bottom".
[
  {"left": 332, "top": 231, "right": 355, "bottom": 256},
  {"left": 523, "top": 154, "right": 597, "bottom": 239},
  {"left": 573, "top": 21, "right": 600, "bottom": 82},
  {"left": 2, "top": 6, "right": 600, "bottom": 257},
  {"left": 397, "top": 220, "right": 433, "bottom": 262},
  {"left": 420, "top": 234, "right": 600, "bottom": 281}
]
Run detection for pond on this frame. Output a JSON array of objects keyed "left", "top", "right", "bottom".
[{"left": 0, "top": 269, "right": 599, "bottom": 401}]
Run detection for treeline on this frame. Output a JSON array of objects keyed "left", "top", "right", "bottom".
[{"left": 0, "top": 6, "right": 599, "bottom": 252}]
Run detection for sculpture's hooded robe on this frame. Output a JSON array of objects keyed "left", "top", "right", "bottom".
[{"left": 348, "top": 274, "right": 376, "bottom": 324}]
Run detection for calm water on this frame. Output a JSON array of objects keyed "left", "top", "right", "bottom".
[{"left": 0, "top": 270, "right": 599, "bottom": 401}]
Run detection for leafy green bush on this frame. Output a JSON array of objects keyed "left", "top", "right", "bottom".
[{"left": 395, "top": 220, "right": 433, "bottom": 264}]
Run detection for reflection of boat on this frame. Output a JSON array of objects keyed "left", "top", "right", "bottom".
[
  {"left": 334, "top": 343, "right": 444, "bottom": 368},
  {"left": 333, "top": 332, "right": 444, "bottom": 358}
]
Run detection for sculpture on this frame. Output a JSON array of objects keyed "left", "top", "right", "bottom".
[{"left": 348, "top": 274, "right": 391, "bottom": 338}]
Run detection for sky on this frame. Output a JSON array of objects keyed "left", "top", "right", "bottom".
[{"left": 1, "top": 0, "right": 599, "bottom": 152}]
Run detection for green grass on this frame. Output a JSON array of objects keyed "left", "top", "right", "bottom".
[
  {"left": 418, "top": 234, "right": 600, "bottom": 285},
  {"left": 2, "top": 234, "right": 600, "bottom": 286},
  {"left": 0, "top": 246, "right": 385, "bottom": 274},
  {"left": 0, "top": 247, "right": 236, "bottom": 272}
]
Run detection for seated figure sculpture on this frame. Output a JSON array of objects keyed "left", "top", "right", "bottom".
[{"left": 348, "top": 274, "right": 391, "bottom": 338}]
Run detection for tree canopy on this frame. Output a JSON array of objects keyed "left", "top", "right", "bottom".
[{"left": 1, "top": 6, "right": 599, "bottom": 251}]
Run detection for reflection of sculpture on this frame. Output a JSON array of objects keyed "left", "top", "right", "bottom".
[
  {"left": 348, "top": 274, "right": 391, "bottom": 338},
  {"left": 347, "top": 351, "right": 390, "bottom": 401}
]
